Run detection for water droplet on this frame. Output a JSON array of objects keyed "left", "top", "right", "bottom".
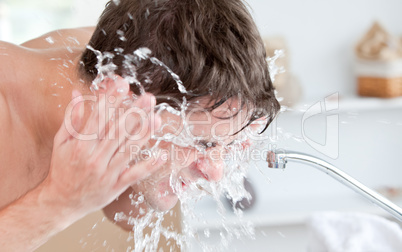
[
  {"left": 116, "top": 30, "right": 126, "bottom": 41},
  {"left": 45, "top": 36, "right": 54, "bottom": 44},
  {"left": 67, "top": 36, "right": 80, "bottom": 45}
]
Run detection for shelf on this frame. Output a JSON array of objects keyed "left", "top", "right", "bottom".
[{"left": 286, "top": 95, "right": 402, "bottom": 114}]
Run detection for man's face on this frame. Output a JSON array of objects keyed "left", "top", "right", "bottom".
[{"left": 132, "top": 97, "right": 254, "bottom": 212}]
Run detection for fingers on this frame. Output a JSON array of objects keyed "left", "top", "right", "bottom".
[
  {"left": 80, "top": 77, "right": 129, "bottom": 137},
  {"left": 121, "top": 94, "right": 160, "bottom": 150},
  {"left": 98, "top": 92, "right": 162, "bottom": 187},
  {"left": 58, "top": 77, "right": 162, "bottom": 190},
  {"left": 97, "top": 93, "right": 161, "bottom": 170},
  {"left": 97, "top": 77, "right": 130, "bottom": 139},
  {"left": 113, "top": 93, "right": 156, "bottom": 148},
  {"left": 107, "top": 113, "right": 162, "bottom": 172},
  {"left": 115, "top": 153, "right": 167, "bottom": 189}
]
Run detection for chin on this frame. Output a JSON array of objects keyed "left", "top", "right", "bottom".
[
  {"left": 142, "top": 176, "right": 179, "bottom": 212},
  {"left": 147, "top": 194, "right": 179, "bottom": 212}
]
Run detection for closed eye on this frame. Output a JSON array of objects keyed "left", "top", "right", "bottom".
[
  {"left": 196, "top": 140, "right": 217, "bottom": 149},
  {"left": 196, "top": 140, "right": 235, "bottom": 150},
  {"left": 227, "top": 140, "right": 235, "bottom": 146}
]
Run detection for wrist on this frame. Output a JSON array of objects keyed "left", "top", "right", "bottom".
[
  {"left": 35, "top": 180, "right": 87, "bottom": 229},
  {"left": 0, "top": 181, "right": 87, "bottom": 252}
]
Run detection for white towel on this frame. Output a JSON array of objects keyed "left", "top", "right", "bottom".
[{"left": 306, "top": 212, "right": 402, "bottom": 252}]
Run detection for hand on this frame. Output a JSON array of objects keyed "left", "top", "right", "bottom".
[{"left": 41, "top": 77, "right": 165, "bottom": 216}]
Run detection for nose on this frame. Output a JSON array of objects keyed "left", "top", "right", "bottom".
[{"left": 196, "top": 155, "right": 224, "bottom": 182}]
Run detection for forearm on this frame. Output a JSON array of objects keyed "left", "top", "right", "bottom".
[{"left": 0, "top": 183, "right": 84, "bottom": 252}]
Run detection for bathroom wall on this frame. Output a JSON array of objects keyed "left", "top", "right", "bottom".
[
  {"left": 0, "top": 0, "right": 107, "bottom": 43},
  {"left": 247, "top": 0, "right": 402, "bottom": 100},
  {"left": 70, "top": 0, "right": 108, "bottom": 27}
]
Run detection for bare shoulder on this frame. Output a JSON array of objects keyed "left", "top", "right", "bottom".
[
  {"left": 0, "top": 85, "right": 12, "bottom": 203},
  {"left": 0, "top": 41, "right": 42, "bottom": 125},
  {"left": 0, "top": 41, "right": 24, "bottom": 91},
  {"left": 0, "top": 86, "right": 11, "bottom": 139},
  {"left": 0, "top": 40, "right": 56, "bottom": 207},
  {"left": 0, "top": 41, "right": 38, "bottom": 92},
  {"left": 0, "top": 80, "right": 11, "bottom": 126},
  {"left": 0, "top": 41, "right": 27, "bottom": 127},
  {"left": 0, "top": 43, "right": 13, "bottom": 156},
  {"left": 20, "top": 27, "right": 95, "bottom": 50}
]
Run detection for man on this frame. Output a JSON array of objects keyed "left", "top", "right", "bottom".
[{"left": 0, "top": 0, "right": 280, "bottom": 251}]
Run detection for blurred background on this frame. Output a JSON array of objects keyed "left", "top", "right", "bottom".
[{"left": 1, "top": 0, "right": 401, "bottom": 251}]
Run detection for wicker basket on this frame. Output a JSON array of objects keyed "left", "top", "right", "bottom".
[
  {"left": 355, "top": 59, "right": 402, "bottom": 98},
  {"left": 358, "top": 76, "right": 402, "bottom": 98}
]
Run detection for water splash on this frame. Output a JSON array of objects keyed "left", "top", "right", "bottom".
[
  {"left": 267, "top": 49, "right": 285, "bottom": 84},
  {"left": 86, "top": 45, "right": 285, "bottom": 251}
]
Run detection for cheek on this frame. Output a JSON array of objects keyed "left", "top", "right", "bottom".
[
  {"left": 170, "top": 147, "right": 198, "bottom": 169},
  {"left": 240, "top": 140, "right": 251, "bottom": 150},
  {"left": 196, "top": 157, "right": 224, "bottom": 182},
  {"left": 156, "top": 141, "right": 197, "bottom": 168},
  {"left": 137, "top": 177, "right": 179, "bottom": 212}
]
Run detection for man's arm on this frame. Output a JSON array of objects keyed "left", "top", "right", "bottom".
[
  {"left": 0, "top": 182, "right": 84, "bottom": 251},
  {"left": 0, "top": 79, "right": 165, "bottom": 251}
]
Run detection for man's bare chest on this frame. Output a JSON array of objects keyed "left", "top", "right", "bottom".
[{"left": 0, "top": 126, "right": 52, "bottom": 208}]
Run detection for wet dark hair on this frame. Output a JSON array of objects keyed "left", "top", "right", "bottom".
[{"left": 80, "top": 0, "right": 280, "bottom": 132}]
